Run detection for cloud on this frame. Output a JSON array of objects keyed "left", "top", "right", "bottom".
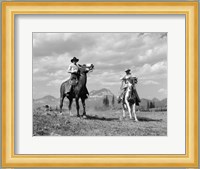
[
  {"left": 33, "top": 33, "right": 167, "bottom": 80},
  {"left": 135, "top": 61, "right": 167, "bottom": 77},
  {"left": 33, "top": 76, "right": 49, "bottom": 81},
  {"left": 33, "top": 33, "right": 97, "bottom": 57},
  {"left": 33, "top": 68, "right": 40, "bottom": 74},
  {"left": 140, "top": 73, "right": 167, "bottom": 80},
  {"left": 33, "top": 32, "right": 168, "bottom": 99},
  {"left": 33, "top": 32, "right": 167, "bottom": 63},
  {"left": 47, "top": 79, "right": 65, "bottom": 87},
  {"left": 33, "top": 54, "right": 70, "bottom": 78},
  {"left": 142, "top": 80, "right": 159, "bottom": 85},
  {"left": 158, "top": 88, "right": 167, "bottom": 95},
  {"left": 33, "top": 33, "right": 73, "bottom": 48},
  {"left": 138, "top": 45, "right": 167, "bottom": 63},
  {"left": 47, "top": 70, "right": 67, "bottom": 78}
]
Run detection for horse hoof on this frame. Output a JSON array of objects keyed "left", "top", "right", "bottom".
[
  {"left": 77, "top": 115, "right": 80, "bottom": 117},
  {"left": 83, "top": 115, "right": 87, "bottom": 119}
]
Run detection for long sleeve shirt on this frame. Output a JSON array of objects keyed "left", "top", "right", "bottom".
[
  {"left": 67, "top": 63, "right": 79, "bottom": 74},
  {"left": 120, "top": 74, "right": 132, "bottom": 90}
]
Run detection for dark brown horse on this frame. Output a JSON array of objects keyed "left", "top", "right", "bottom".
[{"left": 60, "top": 64, "right": 94, "bottom": 117}]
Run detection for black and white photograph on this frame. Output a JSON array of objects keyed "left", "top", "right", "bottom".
[{"left": 33, "top": 32, "right": 167, "bottom": 136}]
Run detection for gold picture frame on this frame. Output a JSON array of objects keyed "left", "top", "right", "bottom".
[{"left": 2, "top": 2, "right": 198, "bottom": 167}]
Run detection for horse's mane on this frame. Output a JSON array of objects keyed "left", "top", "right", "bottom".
[
  {"left": 78, "top": 64, "right": 84, "bottom": 68},
  {"left": 127, "top": 77, "right": 137, "bottom": 84}
]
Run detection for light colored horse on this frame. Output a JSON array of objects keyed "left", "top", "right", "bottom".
[{"left": 121, "top": 78, "right": 138, "bottom": 121}]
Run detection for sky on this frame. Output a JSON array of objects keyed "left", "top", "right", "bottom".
[{"left": 33, "top": 32, "right": 167, "bottom": 100}]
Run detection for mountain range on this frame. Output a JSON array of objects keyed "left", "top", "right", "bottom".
[
  {"left": 90, "top": 88, "right": 114, "bottom": 98},
  {"left": 33, "top": 88, "right": 167, "bottom": 110}
]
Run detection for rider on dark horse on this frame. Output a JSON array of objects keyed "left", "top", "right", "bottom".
[
  {"left": 118, "top": 68, "right": 141, "bottom": 105},
  {"left": 67, "top": 57, "right": 89, "bottom": 98},
  {"left": 68, "top": 57, "right": 80, "bottom": 85}
]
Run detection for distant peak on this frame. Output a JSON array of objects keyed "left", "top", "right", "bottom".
[
  {"left": 43, "top": 95, "right": 56, "bottom": 99},
  {"left": 35, "top": 95, "right": 57, "bottom": 101},
  {"left": 99, "top": 88, "right": 110, "bottom": 92},
  {"left": 152, "top": 97, "right": 160, "bottom": 102},
  {"left": 90, "top": 88, "right": 114, "bottom": 97}
]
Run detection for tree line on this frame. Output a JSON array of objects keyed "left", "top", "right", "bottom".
[
  {"left": 147, "top": 101, "right": 155, "bottom": 109},
  {"left": 103, "top": 95, "right": 115, "bottom": 107}
]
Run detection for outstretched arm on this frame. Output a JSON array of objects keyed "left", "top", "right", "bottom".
[
  {"left": 120, "top": 75, "right": 126, "bottom": 81},
  {"left": 121, "top": 80, "right": 127, "bottom": 90}
]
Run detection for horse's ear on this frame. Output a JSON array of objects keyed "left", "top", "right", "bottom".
[{"left": 90, "top": 64, "right": 94, "bottom": 69}]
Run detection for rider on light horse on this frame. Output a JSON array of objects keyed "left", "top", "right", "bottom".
[
  {"left": 118, "top": 68, "right": 140, "bottom": 105},
  {"left": 118, "top": 69, "right": 132, "bottom": 102}
]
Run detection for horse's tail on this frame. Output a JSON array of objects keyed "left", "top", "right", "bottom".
[
  {"left": 60, "top": 80, "right": 70, "bottom": 97},
  {"left": 60, "top": 82, "right": 65, "bottom": 98}
]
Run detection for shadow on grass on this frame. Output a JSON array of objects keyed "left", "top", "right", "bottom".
[
  {"left": 137, "top": 116, "right": 163, "bottom": 122},
  {"left": 86, "top": 115, "right": 118, "bottom": 121}
]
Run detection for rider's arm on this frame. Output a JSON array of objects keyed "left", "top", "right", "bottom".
[
  {"left": 120, "top": 75, "right": 125, "bottom": 90},
  {"left": 120, "top": 80, "right": 127, "bottom": 90},
  {"left": 67, "top": 65, "right": 72, "bottom": 73},
  {"left": 120, "top": 75, "right": 126, "bottom": 81}
]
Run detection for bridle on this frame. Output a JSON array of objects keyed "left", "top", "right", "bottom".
[{"left": 79, "top": 64, "right": 94, "bottom": 74}]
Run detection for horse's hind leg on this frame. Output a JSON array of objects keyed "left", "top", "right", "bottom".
[
  {"left": 60, "top": 95, "right": 64, "bottom": 113},
  {"left": 75, "top": 98, "right": 80, "bottom": 117},
  {"left": 68, "top": 98, "right": 73, "bottom": 116}
]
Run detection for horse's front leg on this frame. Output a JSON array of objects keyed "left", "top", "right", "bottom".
[
  {"left": 75, "top": 98, "right": 80, "bottom": 117},
  {"left": 81, "top": 98, "right": 86, "bottom": 118},
  {"left": 68, "top": 98, "right": 73, "bottom": 116},
  {"left": 132, "top": 103, "right": 138, "bottom": 122},
  {"left": 122, "top": 103, "right": 126, "bottom": 118},
  {"left": 125, "top": 99, "right": 132, "bottom": 119}
]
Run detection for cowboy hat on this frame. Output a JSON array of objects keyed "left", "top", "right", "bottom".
[
  {"left": 71, "top": 57, "right": 79, "bottom": 63},
  {"left": 125, "top": 68, "right": 131, "bottom": 72}
]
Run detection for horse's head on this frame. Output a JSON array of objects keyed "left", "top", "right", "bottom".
[
  {"left": 126, "top": 77, "right": 138, "bottom": 91},
  {"left": 127, "top": 77, "right": 138, "bottom": 85},
  {"left": 79, "top": 63, "right": 94, "bottom": 74}
]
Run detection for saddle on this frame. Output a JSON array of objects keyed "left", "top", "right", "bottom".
[
  {"left": 64, "top": 76, "right": 78, "bottom": 95},
  {"left": 70, "top": 72, "right": 79, "bottom": 86},
  {"left": 128, "top": 88, "right": 136, "bottom": 104},
  {"left": 129, "top": 88, "right": 141, "bottom": 105},
  {"left": 65, "top": 74, "right": 89, "bottom": 99},
  {"left": 118, "top": 87, "right": 140, "bottom": 105}
]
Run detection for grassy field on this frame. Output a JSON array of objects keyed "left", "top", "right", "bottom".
[{"left": 33, "top": 107, "right": 167, "bottom": 136}]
